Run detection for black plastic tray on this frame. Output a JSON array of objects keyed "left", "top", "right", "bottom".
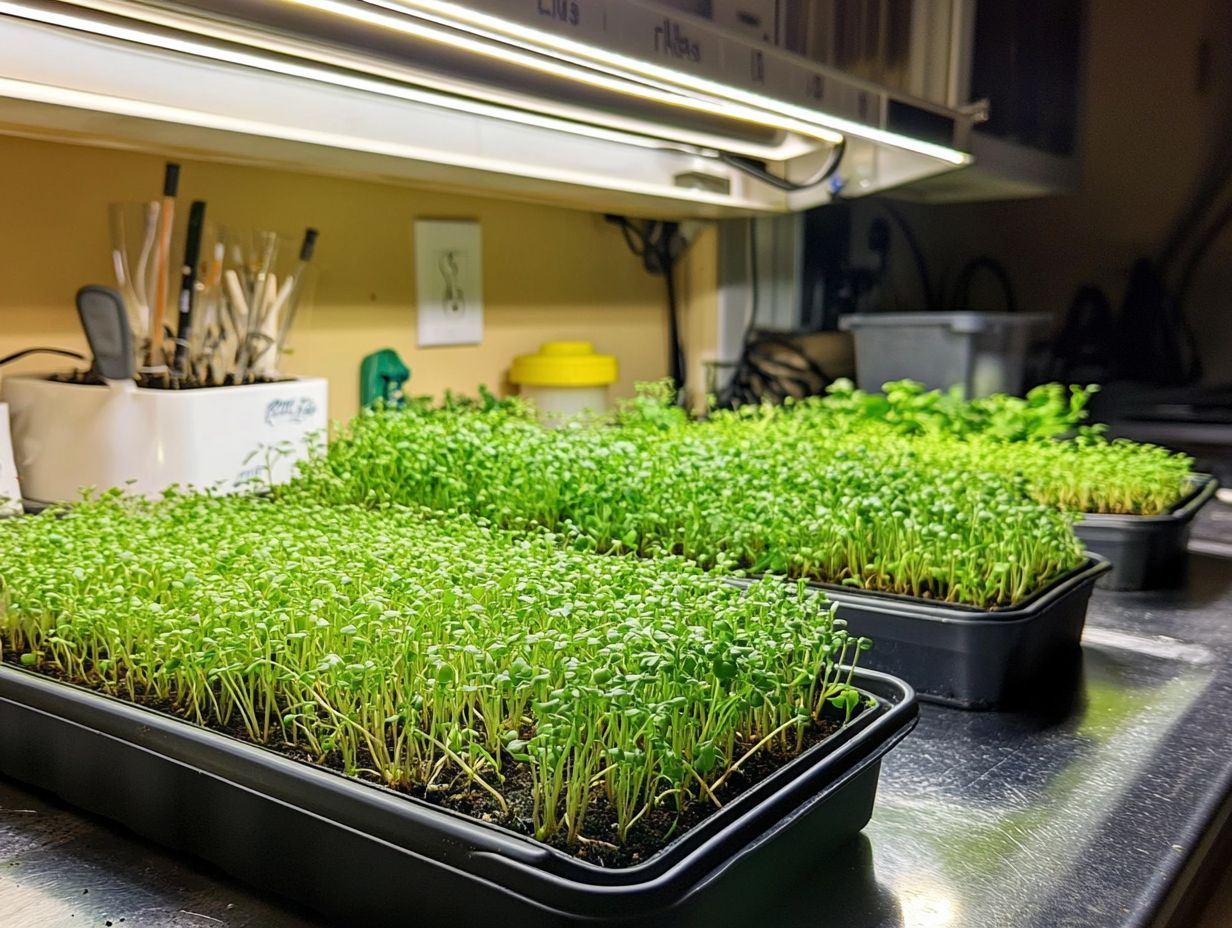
[
  {"left": 0, "top": 663, "right": 916, "bottom": 927},
  {"left": 1074, "top": 474, "right": 1218, "bottom": 591},
  {"left": 729, "top": 557, "right": 1110, "bottom": 710}
]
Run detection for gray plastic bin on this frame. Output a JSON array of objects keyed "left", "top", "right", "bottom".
[{"left": 839, "top": 312, "right": 1050, "bottom": 396}]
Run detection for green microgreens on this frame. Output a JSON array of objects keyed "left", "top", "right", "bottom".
[
  {"left": 771, "top": 380, "right": 1194, "bottom": 515},
  {"left": 811, "top": 379, "right": 1098, "bottom": 441},
  {"left": 0, "top": 491, "right": 868, "bottom": 849},
  {"left": 288, "top": 388, "right": 1087, "bottom": 608}
]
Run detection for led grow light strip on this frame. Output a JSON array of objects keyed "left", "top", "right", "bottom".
[
  {"left": 0, "top": 0, "right": 802, "bottom": 162},
  {"left": 0, "top": 74, "right": 759, "bottom": 206},
  {"left": 274, "top": 0, "right": 845, "bottom": 146},
  {"left": 15, "top": 0, "right": 842, "bottom": 151},
  {"left": 362, "top": 0, "right": 973, "bottom": 166}
]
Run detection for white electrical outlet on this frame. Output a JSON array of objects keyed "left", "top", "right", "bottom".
[{"left": 415, "top": 219, "right": 483, "bottom": 347}]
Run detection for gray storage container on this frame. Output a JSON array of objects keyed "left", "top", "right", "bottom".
[{"left": 839, "top": 312, "right": 1050, "bottom": 396}]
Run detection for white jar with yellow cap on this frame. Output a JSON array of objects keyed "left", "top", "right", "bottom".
[{"left": 509, "top": 341, "right": 618, "bottom": 425}]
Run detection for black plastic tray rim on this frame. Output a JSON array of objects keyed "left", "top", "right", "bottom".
[
  {"left": 1077, "top": 473, "right": 1217, "bottom": 530},
  {"left": 0, "top": 661, "right": 916, "bottom": 918},
  {"left": 730, "top": 556, "right": 1112, "bottom": 622}
]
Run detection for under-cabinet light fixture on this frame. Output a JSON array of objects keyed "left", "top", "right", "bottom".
[
  {"left": 0, "top": 0, "right": 808, "bottom": 172},
  {"left": 357, "top": 0, "right": 973, "bottom": 166},
  {"left": 277, "top": 0, "right": 846, "bottom": 147},
  {"left": 6, "top": 0, "right": 842, "bottom": 152},
  {"left": 0, "top": 1, "right": 669, "bottom": 148},
  {"left": 0, "top": 0, "right": 968, "bottom": 199},
  {"left": 0, "top": 73, "right": 753, "bottom": 206}
]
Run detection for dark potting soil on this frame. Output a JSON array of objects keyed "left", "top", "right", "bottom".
[
  {"left": 2, "top": 650, "right": 847, "bottom": 868},
  {"left": 48, "top": 372, "right": 292, "bottom": 390}
]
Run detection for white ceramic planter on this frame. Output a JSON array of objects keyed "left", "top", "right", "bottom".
[{"left": 1, "top": 376, "right": 328, "bottom": 504}]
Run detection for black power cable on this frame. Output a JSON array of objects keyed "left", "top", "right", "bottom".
[
  {"left": 1047, "top": 285, "right": 1116, "bottom": 382},
  {"left": 1165, "top": 186, "right": 1232, "bottom": 385},
  {"left": 879, "top": 201, "right": 939, "bottom": 312},
  {"left": 1101, "top": 105, "right": 1232, "bottom": 387},
  {"left": 718, "top": 334, "right": 830, "bottom": 406},
  {"left": 1174, "top": 186, "right": 1232, "bottom": 319},
  {"left": 714, "top": 219, "right": 829, "bottom": 408},
  {"left": 0, "top": 347, "right": 87, "bottom": 367},
  {"left": 717, "top": 138, "right": 847, "bottom": 193},
  {"left": 951, "top": 256, "right": 1018, "bottom": 313},
  {"left": 606, "top": 216, "right": 687, "bottom": 393}
]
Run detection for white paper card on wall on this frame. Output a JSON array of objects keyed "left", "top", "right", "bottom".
[
  {"left": 415, "top": 220, "right": 483, "bottom": 347},
  {"left": 0, "top": 403, "right": 22, "bottom": 515}
]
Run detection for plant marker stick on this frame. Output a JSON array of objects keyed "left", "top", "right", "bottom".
[
  {"left": 205, "top": 239, "right": 227, "bottom": 381},
  {"left": 256, "top": 277, "right": 281, "bottom": 377},
  {"left": 223, "top": 269, "right": 249, "bottom": 380},
  {"left": 191, "top": 239, "right": 226, "bottom": 382},
  {"left": 106, "top": 204, "right": 143, "bottom": 355},
  {"left": 272, "top": 228, "right": 319, "bottom": 369},
  {"left": 236, "top": 233, "right": 278, "bottom": 381},
  {"left": 127, "top": 200, "right": 160, "bottom": 369},
  {"left": 134, "top": 200, "right": 159, "bottom": 327},
  {"left": 148, "top": 162, "right": 180, "bottom": 367},
  {"left": 173, "top": 200, "right": 206, "bottom": 376},
  {"left": 244, "top": 273, "right": 280, "bottom": 377}
]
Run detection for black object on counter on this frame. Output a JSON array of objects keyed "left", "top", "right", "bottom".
[
  {"left": 75, "top": 285, "right": 134, "bottom": 382},
  {"left": 172, "top": 199, "right": 206, "bottom": 376},
  {"left": 0, "top": 665, "right": 916, "bottom": 928},
  {"left": 731, "top": 557, "right": 1110, "bottom": 710},
  {"left": 1074, "top": 474, "right": 1218, "bottom": 591}
]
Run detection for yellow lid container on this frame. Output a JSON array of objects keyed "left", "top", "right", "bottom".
[{"left": 509, "top": 341, "right": 618, "bottom": 387}]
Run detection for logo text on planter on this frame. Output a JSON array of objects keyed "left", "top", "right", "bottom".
[{"left": 265, "top": 397, "right": 318, "bottom": 426}]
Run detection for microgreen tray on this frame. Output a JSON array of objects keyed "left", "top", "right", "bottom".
[
  {"left": 0, "top": 664, "right": 915, "bottom": 927},
  {"left": 1074, "top": 474, "right": 1218, "bottom": 591},
  {"left": 729, "top": 557, "right": 1110, "bottom": 710}
]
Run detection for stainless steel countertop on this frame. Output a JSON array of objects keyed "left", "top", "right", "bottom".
[{"left": 6, "top": 508, "right": 1232, "bottom": 928}]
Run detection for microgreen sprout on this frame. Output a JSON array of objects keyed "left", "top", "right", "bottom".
[
  {"left": 773, "top": 381, "right": 1194, "bottom": 515},
  {"left": 291, "top": 388, "right": 1086, "bottom": 607},
  {"left": 0, "top": 492, "right": 868, "bottom": 850}
]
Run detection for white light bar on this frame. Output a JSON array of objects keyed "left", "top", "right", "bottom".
[
  {"left": 364, "top": 0, "right": 972, "bottom": 166},
  {"left": 278, "top": 0, "right": 844, "bottom": 146},
  {"left": 0, "top": 0, "right": 973, "bottom": 211},
  {"left": 0, "top": 0, "right": 821, "bottom": 162},
  {"left": 24, "top": 0, "right": 842, "bottom": 149},
  {"left": 0, "top": 75, "right": 743, "bottom": 204}
]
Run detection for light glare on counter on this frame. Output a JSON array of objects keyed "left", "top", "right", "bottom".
[{"left": 900, "top": 885, "right": 958, "bottom": 928}]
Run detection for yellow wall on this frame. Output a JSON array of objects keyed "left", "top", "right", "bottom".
[{"left": 0, "top": 134, "right": 711, "bottom": 422}]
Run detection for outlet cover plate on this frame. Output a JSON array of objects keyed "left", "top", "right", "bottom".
[{"left": 415, "top": 219, "right": 483, "bottom": 347}]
